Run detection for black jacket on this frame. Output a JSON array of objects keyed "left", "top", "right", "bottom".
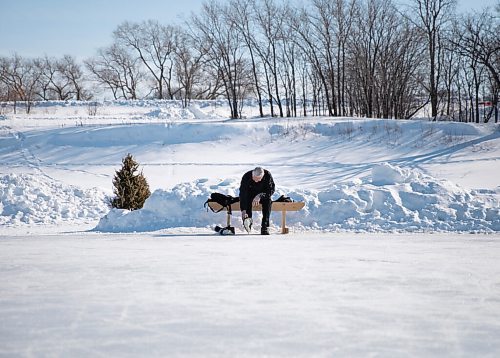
[{"left": 239, "top": 169, "right": 275, "bottom": 210}]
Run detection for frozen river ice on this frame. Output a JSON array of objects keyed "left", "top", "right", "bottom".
[{"left": 1, "top": 232, "right": 499, "bottom": 357}]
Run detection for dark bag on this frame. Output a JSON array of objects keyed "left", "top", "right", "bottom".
[
  {"left": 274, "top": 194, "right": 293, "bottom": 203},
  {"left": 204, "top": 193, "right": 240, "bottom": 214},
  {"left": 205, "top": 193, "right": 239, "bottom": 236}
]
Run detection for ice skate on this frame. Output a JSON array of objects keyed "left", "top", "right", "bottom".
[{"left": 243, "top": 217, "right": 253, "bottom": 233}]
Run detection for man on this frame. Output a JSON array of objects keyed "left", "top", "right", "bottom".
[{"left": 239, "top": 167, "right": 275, "bottom": 235}]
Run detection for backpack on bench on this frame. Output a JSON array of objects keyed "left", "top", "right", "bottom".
[
  {"left": 204, "top": 193, "right": 240, "bottom": 214},
  {"left": 204, "top": 193, "right": 240, "bottom": 235}
]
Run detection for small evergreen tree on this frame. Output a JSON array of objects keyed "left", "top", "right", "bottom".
[{"left": 111, "top": 153, "right": 151, "bottom": 210}]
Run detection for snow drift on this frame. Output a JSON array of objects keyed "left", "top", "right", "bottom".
[
  {"left": 0, "top": 173, "right": 108, "bottom": 226},
  {"left": 94, "top": 163, "right": 499, "bottom": 233},
  {"left": 1, "top": 100, "right": 499, "bottom": 233},
  {"left": 2, "top": 100, "right": 500, "bottom": 358}
]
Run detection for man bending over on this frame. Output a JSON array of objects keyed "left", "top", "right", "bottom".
[{"left": 239, "top": 166, "right": 275, "bottom": 235}]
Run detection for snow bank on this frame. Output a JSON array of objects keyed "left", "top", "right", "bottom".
[
  {"left": 372, "top": 162, "right": 416, "bottom": 185},
  {"left": 6, "top": 99, "right": 235, "bottom": 124},
  {"left": 308, "top": 120, "right": 487, "bottom": 148},
  {"left": 94, "top": 179, "right": 238, "bottom": 232},
  {"left": 49, "top": 123, "right": 247, "bottom": 147},
  {"left": 0, "top": 173, "right": 109, "bottom": 226},
  {"left": 94, "top": 164, "right": 499, "bottom": 233},
  {"left": 295, "top": 162, "right": 499, "bottom": 232},
  {"left": 2, "top": 101, "right": 498, "bottom": 234}
]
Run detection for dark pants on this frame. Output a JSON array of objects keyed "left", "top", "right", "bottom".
[{"left": 243, "top": 193, "right": 272, "bottom": 229}]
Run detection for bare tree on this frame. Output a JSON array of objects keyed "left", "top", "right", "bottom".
[
  {"left": 253, "top": 0, "right": 287, "bottom": 117},
  {"left": 174, "top": 29, "right": 208, "bottom": 107},
  {"left": 374, "top": 9, "right": 426, "bottom": 119},
  {"left": 348, "top": 0, "right": 393, "bottom": 117},
  {"left": 34, "top": 56, "right": 78, "bottom": 100},
  {"left": 288, "top": 0, "right": 355, "bottom": 117},
  {"left": 57, "top": 55, "right": 89, "bottom": 100},
  {"left": 33, "top": 56, "right": 56, "bottom": 100},
  {"left": 440, "top": 45, "right": 459, "bottom": 119},
  {"left": 289, "top": 7, "right": 334, "bottom": 116},
  {"left": 0, "top": 54, "right": 41, "bottom": 113},
  {"left": 85, "top": 56, "right": 120, "bottom": 100},
  {"left": 450, "top": 8, "right": 499, "bottom": 122},
  {"left": 85, "top": 44, "right": 144, "bottom": 100},
  {"left": 411, "top": 0, "right": 456, "bottom": 119},
  {"left": 280, "top": 33, "right": 299, "bottom": 117},
  {"left": 0, "top": 81, "right": 8, "bottom": 102},
  {"left": 114, "top": 20, "right": 179, "bottom": 99},
  {"left": 309, "top": 0, "right": 339, "bottom": 116},
  {"left": 332, "top": 0, "right": 357, "bottom": 116},
  {"left": 191, "top": 0, "right": 250, "bottom": 119},
  {"left": 228, "top": 0, "right": 265, "bottom": 117}
]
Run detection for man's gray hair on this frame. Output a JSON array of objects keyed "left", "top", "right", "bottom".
[{"left": 252, "top": 167, "right": 265, "bottom": 178}]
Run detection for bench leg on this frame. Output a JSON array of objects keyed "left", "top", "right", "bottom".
[{"left": 281, "top": 210, "right": 289, "bottom": 234}]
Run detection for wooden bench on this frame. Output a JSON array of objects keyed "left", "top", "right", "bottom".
[{"left": 207, "top": 201, "right": 305, "bottom": 234}]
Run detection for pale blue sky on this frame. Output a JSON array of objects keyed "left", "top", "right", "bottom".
[
  {"left": 0, "top": 0, "right": 205, "bottom": 59},
  {"left": 0, "top": 0, "right": 496, "bottom": 60}
]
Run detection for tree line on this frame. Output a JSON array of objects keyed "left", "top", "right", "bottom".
[{"left": 1, "top": 0, "right": 498, "bottom": 122}]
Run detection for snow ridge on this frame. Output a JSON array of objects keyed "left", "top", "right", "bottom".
[
  {"left": 94, "top": 164, "right": 499, "bottom": 233},
  {"left": 0, "top": 173, "right": 109, "bottom": 226}
]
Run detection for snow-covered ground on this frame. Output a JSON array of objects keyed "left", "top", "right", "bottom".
[
  {"left": 2, "top": 232, "right": 500, "bottom": 357},
  {"left": 1, "top": 100, "right": 498, "bottom": 234},
  {"left": 1, "top": 100, "right": 499, "bottom": 356}
]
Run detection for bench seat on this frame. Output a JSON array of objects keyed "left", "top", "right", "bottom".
[{"left": 207, "top": 201, "right": 305, "bottom": 234}]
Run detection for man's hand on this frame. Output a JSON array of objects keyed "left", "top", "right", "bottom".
[
  {"left": 241, "top": 210, "right": 248, "bottom": 219},
  {"left": 252, "top": 193, "right": 262, "bottom": 206}
]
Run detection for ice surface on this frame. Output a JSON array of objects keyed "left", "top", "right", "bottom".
[{"left": 1, "top": 233, "right": 499, "bottom": 357}]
